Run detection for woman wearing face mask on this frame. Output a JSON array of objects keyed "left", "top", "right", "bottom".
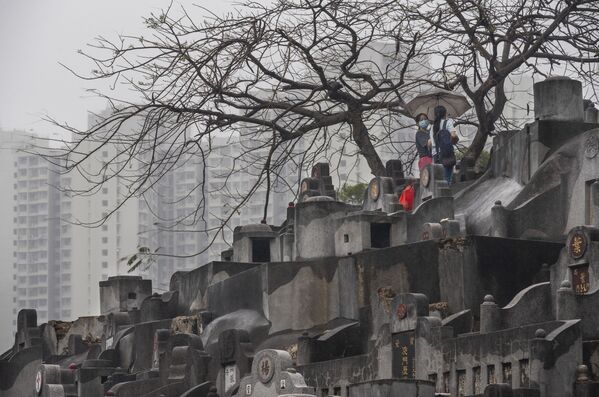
[{"left": 414, "top": 113, "right": 433, "bottom": 170}]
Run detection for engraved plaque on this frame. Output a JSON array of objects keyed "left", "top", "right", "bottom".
[
  {"left": 224, "top": 365, "right": 237, "bottom": 392},
  {"left": 572, "top": 264, "right": 590, "bottom": 295},
  {"left": 569, "top": 231, "right": 587, "bottom": 259},
  {"left": 585, "top": 134, "right": 599, "bottom": 159},
  {"left": 257, "top": 355, "right": 274, "bottom": 383},
  {"left": 392, "top": 331, "right": 416, "bottom": 379}
]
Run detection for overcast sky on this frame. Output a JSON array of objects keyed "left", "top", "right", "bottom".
[{"left": 0, "top": 0, "right": 235, "bottom": 138}]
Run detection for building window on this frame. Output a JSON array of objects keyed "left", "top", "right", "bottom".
[
  {"left": 102, "top": 237, "right": 108, "bottom": 244},
  {"left": 102, "top": 262, "right": 108, "bottom": 268},
  {"left": 102, "top": 200, "right": 108, "bottom": 207},
  {"left": 102, "top": 249, "right": 108, "bottom": 256}
]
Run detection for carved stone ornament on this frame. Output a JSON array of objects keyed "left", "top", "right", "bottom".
[
  {"left": 369, "top": 179, "right": 380, "bottom": 201},
  {"left": 257, "top": 355, "right": 275, "bottom": 383},
  {"left": 585, "top": 134, "right": 599, "bottom": 159},
  {"left": 396, "top": 303, "right": 408, "bottom": 320},
  {"left": 569, "top": 231, "right": 587, "bottom": 259}
]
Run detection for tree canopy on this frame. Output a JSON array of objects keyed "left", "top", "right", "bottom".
[{"left": 51, "top": 0, "right": 599, "bottom": 243}]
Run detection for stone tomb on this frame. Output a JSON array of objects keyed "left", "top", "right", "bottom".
[
  {"left": 235, "top": 349, "right": 315, "bottom": 397},
  {"left": 216, "top": 329, "right": 254, "bottom": 397},
  {"left": 299, "top": 163, "right": 336, "bottom": 202}
]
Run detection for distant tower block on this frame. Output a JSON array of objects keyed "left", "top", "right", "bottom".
[{"left": 534, "top": 76, "right": 583, "bottom": 122}]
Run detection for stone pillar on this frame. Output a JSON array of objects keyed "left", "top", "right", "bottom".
[
  {"left": 491, "top": 201, "right": 509, "bottom": 238},
  {"left": 440, "top": 219, "right": 461, "bottom": 238},
  {"left": 534, "top": 76, "right": 583, "bottom": 122},
  {"left": 574, "top": 365, "right": 592, "bottom": 397},
  {"left": 422, "top": 223, "right": 443, "bottom": 240},
  {"left": 480, "top": 295, "right": 500, "bottom": 334},
  {"left": 529, "top": 329, "right": 549, "bottom": 391},
  {"left": 556, "top": 280, "right": 577, "bottom": 320}
]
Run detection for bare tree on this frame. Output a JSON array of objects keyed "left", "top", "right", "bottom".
[
  {"left": 401, "top": 0, "right": 599, "bottom": 160},
  {"left": 50, "top": 0, "right": 599, "bottom": 258},
  {"left": 48, "top": 0, "right": 432, "bottom": 256}
]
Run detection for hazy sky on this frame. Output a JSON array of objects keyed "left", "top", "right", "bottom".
[{"left": 0, "top": 0, "right": 234, "bottom": 137}]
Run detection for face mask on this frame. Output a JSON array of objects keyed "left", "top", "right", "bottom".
[{"left": 418, "top": 120, "right": 430, "bottom": 129}]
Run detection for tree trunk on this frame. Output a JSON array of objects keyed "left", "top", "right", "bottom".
[
  {"left": 349, "top": 112, "right": 387, "bottom": 176},
  {"left": 466, "top": 80, "right": 508, "bottom": 160}
]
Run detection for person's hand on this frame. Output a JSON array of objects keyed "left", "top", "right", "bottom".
[{"left": 450, "top": 131, "right": 459, "bottom": 144}]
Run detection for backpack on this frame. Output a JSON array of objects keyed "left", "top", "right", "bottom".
[{"left": 436, "top": 120, "right": 456, "bottom": 167}]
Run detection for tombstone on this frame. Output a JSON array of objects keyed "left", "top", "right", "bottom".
[
  {"left": 221, "top": 248, "right": 234, "bottom": 262},
  {"left": 77, "top": 359, "right": 117, "bottom": 396},
  {"left": 299, "top": 163, "right": 336, "bottom": 202},
  {"left": 218, "top": 329, "right": 254, "bottom": 397},
  {"left": 334, "top": 211, "right": 397, "bottom": 256},
  {"left": 140, "top": 291, "right": 179, "bottom": 322},
  {"left": 99, "top": 276, "right": 152, "bottom": 315},
  {"left": 385, "top": 160, "right": 405, "bottom": 189},
  {"left": 389, "top": 293, "right": 429, "bottom": 379},
  {"left": 165, "top": 333, "right": 211, "bottom": 392},
  {"left": 152, "top": 329, "right": 171, "bottom": 370},
  {"left": 584, "top": 100, "right": 599, "bottom": 123},
  {"left": 232, "top": 224, "right": 278, "bottom": 263},
  {"left": 534, "top": 76, "right": 584, "bottom": 122},
  {"left": 104, "top": 312, "right": 133, "bottom": 350},
  {"left": 556, "top": 226, "right": 599, "bottom": 298},
  {"left": 34, "top": 364, "right": 77, "bottom": 397},
  {"left": 491, "top": 201, "right": 509, "bottom": 238},
  {"left": 418, "top": 163, "right": 451, "bottom": 202},
  {"left": 68, "top": 334, "right": 88, "bottom": 356},
  {"left": 15, "top": 309, "right": 41, "bottom": 351},
  {"left": 235, "top": 350, "right": 316, "bottom": 396},
  {"left": 362, "top": 177, "right": 401, "bottom": 213}
]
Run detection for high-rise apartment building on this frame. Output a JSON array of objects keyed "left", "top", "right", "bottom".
[
  {"left": 11, "top": 140, "right": 74, "bottom": 327},
  {"left": 0, "top": 130, "right": 34, "bottom": 351}
]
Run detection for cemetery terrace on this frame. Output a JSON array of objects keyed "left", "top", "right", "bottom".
[{"left": 2, "top": 76, "right": 599, "bottom": 397}]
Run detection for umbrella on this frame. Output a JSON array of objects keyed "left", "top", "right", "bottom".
[{"left": 405, "top": 88, "right": 471, "bottom": 120}]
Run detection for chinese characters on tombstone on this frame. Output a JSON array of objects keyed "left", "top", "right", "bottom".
[
  {"left": 392, "top": 331, "right": 415, "bottom": 379},
  {"left": 572, "top": 264, "right": 590, "bottom": 295},
  {"left": 569, "top": 231, "right": 587, "bottom": 259}
]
